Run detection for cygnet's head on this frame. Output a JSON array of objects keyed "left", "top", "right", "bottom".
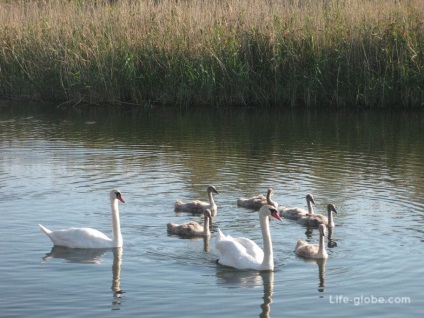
[
  {"left": 203, "top": 209, "right": 212, "bottom": 219},
  {"left": 207, "top": 186, "right": 219, "bottom": 195},
  {"left": 306, "top": 193, "right": 315, "bottom": 204},
  {"left": 318, "top": 224, "right": 327, "bottom": 236},
  {"left": 327, "top": 203, "right": 337, "bottom": 214}
]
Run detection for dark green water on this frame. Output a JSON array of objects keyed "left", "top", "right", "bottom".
[{"left": 0, "top": 102, "right": 423, "bottom": 317}]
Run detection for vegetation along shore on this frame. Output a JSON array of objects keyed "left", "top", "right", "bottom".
[{"left": 0, "top": 0, "right": 423, "bottom": 108}]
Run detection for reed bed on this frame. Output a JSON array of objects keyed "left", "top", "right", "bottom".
[{"left": 0, "top": 0, "right": 423, "bottom": 108}]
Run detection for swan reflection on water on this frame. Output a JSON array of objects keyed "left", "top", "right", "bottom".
[
  {"left": 216, "top": 269, "right": 274, "bottom": 318},
  {"left": 259, "top": 271, "right": 274, "bottom": 318},
  {"left": 41, "top": 246, "right": 124, "bottom": 309},
  {"left": 297, "top": 257, "right": 327, "bottom": 293},
  {"left": 111, "top": 248, "right": 124, "bottom": 309},
  {"left": 42, "top": 246, "right": 110, "bottom": 264},
  {"left": 327, "top": 226, "right": 337, "bottom": 248}
]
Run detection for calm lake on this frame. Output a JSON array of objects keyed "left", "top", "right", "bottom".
[{"left": 0, "top": 102, "right": 423, "bottom": 317}]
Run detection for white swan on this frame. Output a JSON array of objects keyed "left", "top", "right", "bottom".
[
  {"left": 237, "top": 188, "right": 277, "bottom": 210},
  {"left": 174, "top": 186, "right": 219, "bottom": 216},
  {"left": 294, "top": 224, "right": 328, "bottom": 259},
  {"left": 167, "top": 209, "right": 212, "bottom": 237},
  {"left": 297, "top": 203, "right": 337, "bottom": 228},
  {"left": 38, "top": 189, "right": 125, "bottom": 248},
  {"left": 279, "top": 193, "right": 315, "bottom": 220},
  {"left": 215, "top": 205, "right": 282, "bottom": 271}
]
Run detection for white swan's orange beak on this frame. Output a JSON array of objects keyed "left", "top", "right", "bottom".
[
  {"left": 271, "top": 211, "right": 282, "bottom": 221},
  {"left": 117, "top": 194, "right": 125, "bottom": 203}
]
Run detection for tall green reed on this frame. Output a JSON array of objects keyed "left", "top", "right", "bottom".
[{"left": 0, "top": 0, "right": 423, "bottom": 108}]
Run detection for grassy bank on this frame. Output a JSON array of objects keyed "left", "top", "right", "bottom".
[{"left": 0, "top": 0, "right": 423, "bottom": 108}]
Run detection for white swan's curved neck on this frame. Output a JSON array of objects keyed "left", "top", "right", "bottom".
[
  {"left": 259, "top": 213, "right": 273, "bottom": 270},
  {"left": 111, "top": 199, "right": 122, "bottom": 247}
]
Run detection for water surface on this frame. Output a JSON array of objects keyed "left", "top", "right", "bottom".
[{"left": 0, "top": 103, "right": 423, "bottom": 317}]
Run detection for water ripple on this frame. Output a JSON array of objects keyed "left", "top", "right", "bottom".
[{"left": 1, "top": 106, "right": 424, "bottom": 317}]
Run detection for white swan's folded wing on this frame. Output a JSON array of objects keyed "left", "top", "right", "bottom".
[
  {"left": 233, "top": 237, "right": 264, "bottom": 260},
  {"left": 46, "top": 227, "right": 112, "bottom": 249},
  {"left": 215, "top": 229, "right": 263, "bottom": 270}
]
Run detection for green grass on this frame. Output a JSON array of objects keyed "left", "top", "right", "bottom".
[{"left": 0, "top": 0, "right": 423, "bottom": 108}]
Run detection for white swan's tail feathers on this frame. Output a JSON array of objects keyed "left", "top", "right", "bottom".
[
  {"left": 38, "top": 224, "right": 52, "bottom": 235},
  {"left": 215, "top": 228, "right": 224, "bottom": 245},
  {"left": 216, "top": 228, "right": 230, "bottom": 244}
]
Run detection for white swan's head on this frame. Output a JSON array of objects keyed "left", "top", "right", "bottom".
[
  {"left": 259, "top": 205, "right": 282, "bottom": 221},
  {"left": 318, "top": 224, "right": 327, "bottom": 237},
  {"left": 327, "top": 203, "right": 337, "bottom": 214},
  {"left": 207, "top": 186, "right": 219, "bottom": 195},
  {"left": 306, "top": 193, "right": 315, "bottom": 205},
  {"left": 110, "top": 189, "right": 125, "bottom": 203}
]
